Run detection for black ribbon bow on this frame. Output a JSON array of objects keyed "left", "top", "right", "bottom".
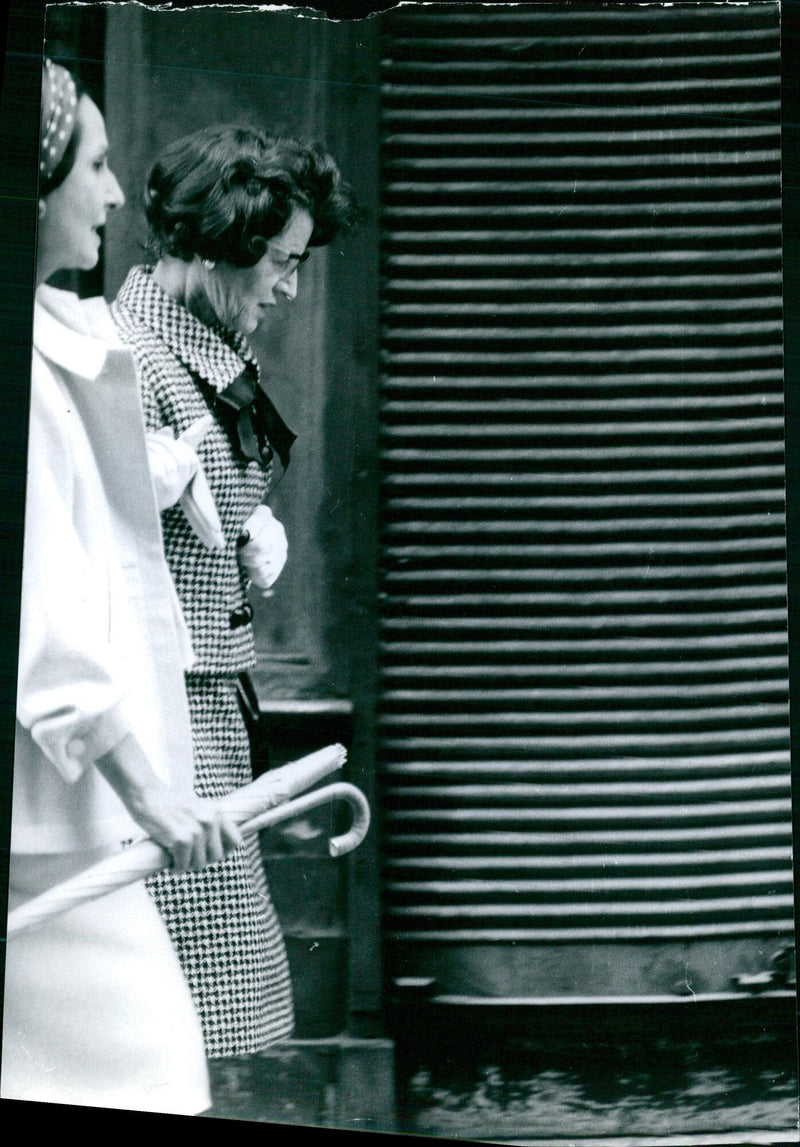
[{"left": 199, "top": 366, "right": 296, "bottom": 472}]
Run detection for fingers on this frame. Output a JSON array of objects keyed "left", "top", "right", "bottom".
[
  {"left": 167, "top": 833, "right": 194, "bottom": 874},
  {"left": 167, "top": 804, "right": 244, "bottom": 872},
  {"left": 240, "top": 548, "right": 277, "bottom": 588},
  {"left": 201, "top": 815, "right": 224, "bottom": 867},
  {"left": 219, "top": 813, "right": 244, "bottom": 852}
]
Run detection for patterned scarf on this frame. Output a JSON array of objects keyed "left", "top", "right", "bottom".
[{"left": 40, "top": 58, "right": 78, "bottom": 183}]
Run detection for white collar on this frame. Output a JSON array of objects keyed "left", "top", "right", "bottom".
[{"left": 33, "top": 286, "right": 113, "bottom": 380}]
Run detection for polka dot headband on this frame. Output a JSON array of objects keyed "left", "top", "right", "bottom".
[{"left": 40, "top": 58, "right": 78, "bottom": 184}]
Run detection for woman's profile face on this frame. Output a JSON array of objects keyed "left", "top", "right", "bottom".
[
  {"left": 39, "top": 95, "right": 124, "bottom": 275},
  {"left": 194, "top": 206, "right": 315, "bottom": 336}
]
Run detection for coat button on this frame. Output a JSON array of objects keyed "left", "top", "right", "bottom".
[{"left": 230, "top": 603, "right": 254, "bottom": 629}]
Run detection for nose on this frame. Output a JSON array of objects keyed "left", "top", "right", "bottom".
[
  {"left": 106, "top": 170, "right": 125, "bottom": 211},
  {"left": 275, "top": 268, "right": 298, "bottom": 302}
]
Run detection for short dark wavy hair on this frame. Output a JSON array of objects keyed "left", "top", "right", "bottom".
[{"left": 143, "top": 124, "right": 358, "bottom": 267}]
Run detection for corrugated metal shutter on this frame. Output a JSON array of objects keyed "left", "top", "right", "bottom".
[{"left": 377, "top": 2, "right": 793, "bottom": 1000}]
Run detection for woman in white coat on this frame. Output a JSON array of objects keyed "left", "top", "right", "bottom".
[{"left": 0, "top": 60, "right": 241, "bottom": 1116}]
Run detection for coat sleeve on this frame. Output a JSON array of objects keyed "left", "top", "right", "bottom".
[
  {"left": 15, "top": 356, "right": 131, "bottom": 783},
  {"left": 132, "top": 340, "right": 166, "bottom": 433}
]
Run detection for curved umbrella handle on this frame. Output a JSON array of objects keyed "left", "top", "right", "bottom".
[{"left": 241, "top": 781, "right": 371, "bottom": 856}]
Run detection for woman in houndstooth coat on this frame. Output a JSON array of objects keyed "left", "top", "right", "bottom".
[{"left": 111, "top": 124, "right": 357, "bottom": 1059}]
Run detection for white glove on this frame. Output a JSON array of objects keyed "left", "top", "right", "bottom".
[
  {"left": 237, "top": 504, "right": 288, "bottom": 592},
  {"left": 147, "top": 416, "right": 225, "bottom": 551}
]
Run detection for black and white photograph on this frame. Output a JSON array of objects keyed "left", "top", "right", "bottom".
[{"left": 1, "top": 1, "right": 799, "bottom": 1143}]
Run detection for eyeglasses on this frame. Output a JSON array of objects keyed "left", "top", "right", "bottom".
[{"left": 266, "top": 243, "right": 310, "bottom": 280}]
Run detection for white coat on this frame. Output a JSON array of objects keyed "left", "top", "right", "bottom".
[
  {"left": 12, "top": 285, "right": 196, "bottom": 853},
  {"left": 2, "top": 285, "right": 211, "bottom": 1116}
]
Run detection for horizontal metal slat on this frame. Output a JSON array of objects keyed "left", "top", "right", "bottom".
[
  {"left": 383, "top": 605, "right": 785, "bottom": 633},
  {"left": 380, "top": 703, "right": 789, "bottom": 727},
  {"left": 384, "top": 209, "right": 782, "bottom": 228},
  {"left": 381, "top": 76, "right": 779, "bottom": 100},
  {"left": 387, "top": 819, "right": 791, "bottom": 848},
  {"left": 382, "top": 468, "right": 786, "bottom": 489},
  {"left": 384, "top": 492, "right": 784, "bottom": 513},
  {"left": 385, "top": 302, "right": 783, "bottom": 322},
  {"left": 383, "top": 286, "right": 783, "bottom": 304},
  {"left": 383, "top": 327, "right": 782, "bottom": 346},
  {"left": 381, "top": 660, "right": 785, "bottom": 683},
  {"left": 383, "top": 104, "right": 781, "bottom": 125},
  {"left": 382, "top": 723, "right": 789, "bottom": 744},
  {"left": 382, "top": 678, "right": 787, "bottom": 702},
  {"left": 381, "top": 683, "right": 787, "bottom": 712},
  {"left": 384, "top": 505, "right": 782, "bottom": 525},
  {"left": 381, "top": 49, "right": 780, "bottom": 73},
  {"left": 386, "top": 844, "right": 793, "bottom": 871},
  {"left": 386, "top": 840, "right": 792, "bottom": 861},
  {"left": 382, "top": 573, "right": 787, "bottom": 593},
  {"left": 383, "top": 614, "right": 785, "bottom": 633},
  {"left": 384, "top": 539, "right": 784, "bottom": 559},
  {"left": 381, "top": 607, "right": 787, "bottom": 629},
  {"left": 383, "top": 150, "right": 780, "bottom": 169},
  {"left": 383, "top": 728, "right": 793, "bottom": 749},
  {"left": 386, "top": 569, "right": 786, "bottom": 592},
  {"left": 383, "top": 755, "right": 791, "bottom": 784},
  {"left": 380, "top": 731, "right": 789, "bottom": 755},
  {"left": 384, "top": 128, "right": 779, "bottom": 149},
  {"left": 385, "top": 254, "right": 780, "bottom": 273},
  {"left": 383, "top": 537, "right": 787, "bottom": 557},
  {"left": 389, "top": 458, "right": 781, "bottom": 481},
  {"left": 382, "top": 355, "right": 783, "bottom": 374},
  {"left": 386, "top": 921, "right": 793, "bottom": 942},
  {"left": 386, "top": 894, "right": 794, "bottom": 920},
  {"left": 384, "top": 800, "right": 793, "bottom": 825},
  {"left": 383, "top": 443, "right": 784, "bottom": 463},
  {"left": 380, "top": 657, "right": 789, "bottom": 683},
  {"left": 383, "top": 590, "right": 786, "bottom": 613},
  {"left": 386, "top": 871, "right": 791, "bottom": 898},
  {"left": 385, "top": 174, "right": 779, "bottom": 194},
  {"left": 385, "top": 773, "right": 790, "bottom": 799},
  {"left": 382, "top": 566, "right": 784, "bottom": 586},
  {"left": 383, "top": 508, "right": 783, "bottom": 527},
  {"left": 382, "top": 392, "right": 784, "bottom": 413},
  {"left": 386, "top": 435, "right": 784, "bottom": 459},
  {"left": 385, "top": 479, "right": 784, "bottom": 498}
]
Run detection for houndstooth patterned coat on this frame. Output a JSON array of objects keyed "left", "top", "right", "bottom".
[
  {"left": 111, "top": 265, "right": 290, "bottom": 674},
  {"left": 111, "top": 266, "right": 295, "bottom": 1056}
]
